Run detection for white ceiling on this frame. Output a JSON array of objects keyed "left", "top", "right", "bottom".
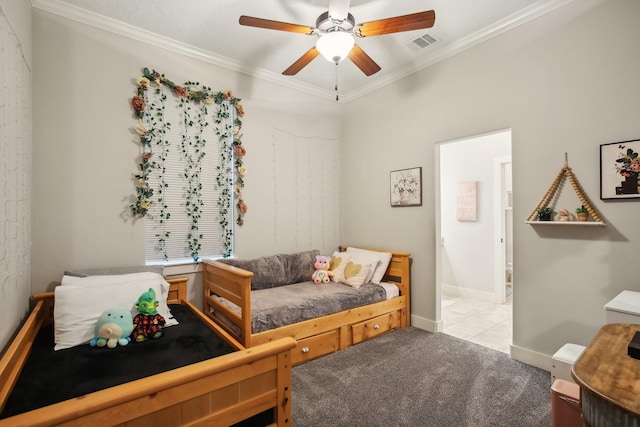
[{"left": 32, "top": 0, "right": 574, "bottom": 102}]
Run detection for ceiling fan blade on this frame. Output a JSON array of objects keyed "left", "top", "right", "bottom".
[
  {"left": 239, "top": 15, "right": 314, "bottom": 35},
  {"left": 329, "top": 0, "right": 351, "bottom": 21},
  {"left": 348, "top": 44, "right": 381, "bottom": 76},
  {"left": 282, "top": 47, "right": 320, "bottom": 75},
  {"left": 355, "top": 10, "right": 435, "bottom": 37}
]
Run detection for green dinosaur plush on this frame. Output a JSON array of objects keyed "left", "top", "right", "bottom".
[{"left": 131, "top": 288, "right": 166, "bottom": 342}]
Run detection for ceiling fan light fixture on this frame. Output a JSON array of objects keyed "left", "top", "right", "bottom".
[{"left": 316, "top": 31, "right": 354, "bottom": 63}]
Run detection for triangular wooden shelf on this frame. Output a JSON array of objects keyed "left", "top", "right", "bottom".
[{"left": 526, "top": 154, "right": 605, "bottom": 225}]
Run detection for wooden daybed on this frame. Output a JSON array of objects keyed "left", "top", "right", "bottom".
[
  {"left": 0, "top": 277, "right": 295, "bottom": 427},
  {"left": 203, "top": 248, "right": 411, "bottom": 365}
]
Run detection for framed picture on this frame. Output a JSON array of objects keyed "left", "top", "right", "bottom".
[
  {"left": 390, "top": 167, "right": 422, "bottom": 207},
  {"left": 456, "top": 181, "right": 478, "bottom": 221},
  {"left": 600, "top": 139, "right": 640, "bottom": 200}
]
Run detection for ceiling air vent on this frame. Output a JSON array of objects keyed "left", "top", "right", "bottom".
[{"left": 406, "top": 32, "right": 438, "bottom": 51}]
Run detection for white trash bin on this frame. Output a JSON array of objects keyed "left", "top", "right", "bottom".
[{"left": 551, "top": 343, "right": 585, "bottom": 384}]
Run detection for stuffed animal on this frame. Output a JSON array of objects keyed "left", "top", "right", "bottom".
[
  {"left": 90, "top": 307, "right": 134, "bottom": 348},
  {"left": 132, "top": 288, "right": 166, "bottom": 342},
  {"left": 557, "top": 209, "right": 570, "bottom": 221},
  {"left": 312, "top": 255, "right": 333, "bottom": 284}
]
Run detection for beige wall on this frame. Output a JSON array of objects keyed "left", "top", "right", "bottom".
[
  {"left": 0, "top": 0, "right": 32, "bottom": 67},
  {"left": 31, "top": 10, "right": 341, "bottom": 298},
  {"left": 342, "top": 0, "right": 640, "bottom": 367}
]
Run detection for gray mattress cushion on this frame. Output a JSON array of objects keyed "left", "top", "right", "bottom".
[
  {"left": 64, "top": 265, "right": 165, "bottom": 277},
  {"left": 215, "top": 280, "right": 387, "bottom": 334},
  {"left": 217, "top": 250, "right": 319, "bottom": 290}
]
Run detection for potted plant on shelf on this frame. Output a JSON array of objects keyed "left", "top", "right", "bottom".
[
  {"left": 536, "top": 207, "right": 554, "bottom": 221},
  {"left": 576, "top": 205, "right": 589, "bottom": 222}
]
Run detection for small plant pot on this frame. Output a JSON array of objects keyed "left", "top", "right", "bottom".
[
  {"left": 576, "top": 212, "right": 588, "bottom": 222},
  {"left": 538, "top": 213, "right": 552, "bottom": 221}
]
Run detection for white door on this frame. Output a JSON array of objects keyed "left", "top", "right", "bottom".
[{"left": 493, "top": 158, "right": 512, "bottom": 304}]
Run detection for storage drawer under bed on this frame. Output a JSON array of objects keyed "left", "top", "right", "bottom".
[
  {"left": 351, "top": 311, "right": 401, "bottom": 345},
  {"left": 292, "top": 330, "right": 340, "bottom": 364}
]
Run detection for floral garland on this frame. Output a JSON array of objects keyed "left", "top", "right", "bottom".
[{"left": 130, "top": 67, "right": 246, "bottom": 259}]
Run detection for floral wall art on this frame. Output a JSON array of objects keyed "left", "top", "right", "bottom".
[
  {"left": 600, "top": 139, "right": 640, "bottom": 200},
  {"left": 130, "top": 68, "right": 246, "bottom": 261},
  {"left": 390, "top": 167, "right": 422, "bottom": 207}
]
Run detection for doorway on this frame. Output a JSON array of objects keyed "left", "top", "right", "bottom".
[
  {"left": 435, "top": 129, "right": 513, "bottom": 353},
  {"left": 494, "top": 157, "right": 513, "bottom": 304}
]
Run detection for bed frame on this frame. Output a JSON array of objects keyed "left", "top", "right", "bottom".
[
  {"left": 0, "top": 277, "right": 295, "bottom": 427},
  {"left": 203, "top": 248, "right": 411, "bottom": 365}
]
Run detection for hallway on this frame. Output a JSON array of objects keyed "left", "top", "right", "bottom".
[{"left": 441, "top": 295, "right": 512, "bottom": 354}]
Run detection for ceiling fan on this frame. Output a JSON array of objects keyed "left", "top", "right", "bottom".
[{"left": 239, "top": 0, "right": 436, "bottom": 77}]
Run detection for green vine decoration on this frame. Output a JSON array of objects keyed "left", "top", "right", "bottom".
[
  {"left": 177, "top": 83, "right": 208, "bottom": 261},
  {"left": 145, "top": 84, "right": 171, "bottom": 258},
  {"left": 130, "top": 68, "right": 246, "bottom": 260}
]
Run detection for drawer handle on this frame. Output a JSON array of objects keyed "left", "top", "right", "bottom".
[
  {"left": 374, "top": 324, "right": 380, "bottom": 329},
  {"left": 301, "top": 346, "right": 310, "bottom": 353}
]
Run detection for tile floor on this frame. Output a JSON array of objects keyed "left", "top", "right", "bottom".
[{"left": 441, "top": 293, "right": 513, "bottom": 354}]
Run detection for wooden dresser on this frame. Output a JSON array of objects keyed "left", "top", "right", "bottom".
[{"left": 572, "top": 323, "right": 640, "bottom": 427}]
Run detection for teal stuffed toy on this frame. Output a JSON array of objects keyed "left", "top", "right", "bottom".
[
  {"left": 132, "top": 288, "right": 166, "bottom": 342},
  {"left": 90, "top": 307, "right": 134, "bottom": 348}
]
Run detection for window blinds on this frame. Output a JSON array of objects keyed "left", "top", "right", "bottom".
[{"left": 144, "top": 92, "right": 232, "bottom": 264}]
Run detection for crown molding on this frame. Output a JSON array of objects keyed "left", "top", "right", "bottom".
[
  {"left": 340, "top": 0, "right": 575, "bottom": 102},
  {"left": 31, "top": 0, "right": 337, "bottom": 101},
  {"left": 32, "top": 0, "right": 574, "bottom": 104}
]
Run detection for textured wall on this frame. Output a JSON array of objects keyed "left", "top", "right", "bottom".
[{"left": 0, "top": 2, "right": 32, "bottom": 352}]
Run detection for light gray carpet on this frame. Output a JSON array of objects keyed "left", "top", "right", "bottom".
[{"left": 292, "top": 327, "right": 551, "bottom": 427}]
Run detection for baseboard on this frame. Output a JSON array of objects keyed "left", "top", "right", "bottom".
[
  {"left": 442, "top": 283, "right": 503, "bottom": 304},
  {"left": 510, "top": 343, "right": 551, "bottom": 372},
  {"left": 411, "top": 314, "right": 441, "bottom": 333}
]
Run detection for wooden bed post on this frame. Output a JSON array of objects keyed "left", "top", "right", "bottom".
[
  {"left": 0, "top": 297, "right": 50, "bottom": 413},
  {"left": 276, "top": 349, "right": 292, "bottom": 425}
]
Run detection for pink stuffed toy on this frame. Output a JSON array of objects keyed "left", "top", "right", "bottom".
[{"left": 312, "top": 255, "right": 333, "bottom": 284}]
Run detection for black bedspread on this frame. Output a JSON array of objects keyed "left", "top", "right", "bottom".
[{"left": 1, "top": 304, "right": 235, "bottom": 418}]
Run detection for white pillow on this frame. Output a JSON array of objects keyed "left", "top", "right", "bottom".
[
  {"left": 61, "top": 272, "right": 176, "bottom": 326},
  {"left": 61, "top": 271, "right": 169, "bottom": 296},
  {"left": 343, "top": 251, "right": 380, "bottom": 285},
  {"left": 346, "top": 247, "right": 392, "bottom": 285},
  {"left": 54, "top": 273, "right": 177, "bottom": 351},
  {"left": 329, "top": 251, "right": 352, "bottom": 283},
  {"left": 337, "top": 260, "right": 372, "bottom": 289}
]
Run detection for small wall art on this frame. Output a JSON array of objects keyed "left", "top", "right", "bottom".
[
  {"left": 390, "top": 167, "right": 422, "bottom": 207},
  {"left": 600, "top": 139, "right": 640, "bottom": 200},
  {"left": 456, "top": 181, "right": 478, "bottom": 221}
]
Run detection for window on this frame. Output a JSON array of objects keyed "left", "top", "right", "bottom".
[{"left": 130, "top": 70, "right": 245, "bottom": 264}]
